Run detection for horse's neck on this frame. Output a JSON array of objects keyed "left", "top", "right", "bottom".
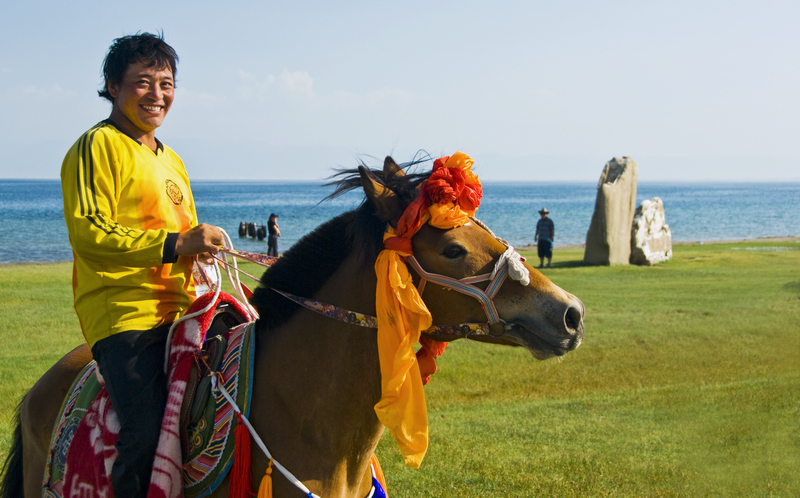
[{"left": 250, "top": 254, "right": 383, "bottom": 497}]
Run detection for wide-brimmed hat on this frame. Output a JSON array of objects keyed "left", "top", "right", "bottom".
[{"left": 538, "top": 208, "right": 549, "bottom": 214}]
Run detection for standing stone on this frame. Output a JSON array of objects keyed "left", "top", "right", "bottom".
[
  {"left": 630, "top": 197, "right": 672, "bottom": 265},
  {"left": 584, "top": 157, "right": 639, "bottom": 265}
]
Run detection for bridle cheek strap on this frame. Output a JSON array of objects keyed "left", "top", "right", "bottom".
[
  {"left": 407, "top": 256, "right": 508, "bottom": 324},
  {"left": 406, "top": 246, "right": 530, "bottom": 326}
]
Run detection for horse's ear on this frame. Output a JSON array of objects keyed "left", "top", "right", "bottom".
[
  {"left": 384, "top": 156, "right": 405, "bottom": 179},
  {"left": 359, "top": 165, "right": 404, "bottom": 224}
]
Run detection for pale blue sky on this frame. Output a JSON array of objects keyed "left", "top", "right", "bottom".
[{"left": 1, "top": 0, "right": 797, "bottom": 181}]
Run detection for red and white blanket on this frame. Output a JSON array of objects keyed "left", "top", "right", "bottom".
[{"left": 62, "top": 292, "right": 250, "bottom": 498}]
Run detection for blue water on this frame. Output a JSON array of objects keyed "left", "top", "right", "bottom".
[{"left": 1, "top": 179, "right": 798, "bottom": 264}]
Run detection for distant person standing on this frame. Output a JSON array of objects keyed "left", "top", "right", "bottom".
[
  {"left": 267, "top": 213, "right": 281, "bottom": 256},
  {"left": 534, "top": 208, "right": 554, "bottom": 268}
]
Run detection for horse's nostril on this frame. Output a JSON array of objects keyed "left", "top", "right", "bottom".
[{"left": 564, "top": 306, "right": 582, "bottom": 332}]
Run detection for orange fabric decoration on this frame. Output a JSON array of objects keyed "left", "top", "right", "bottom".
[
  {"left": 374, "top": 228, "right": 432, "bottom": 468},
  {"left": 370, "top": 453, "right": 389, "bottom": 496},
  {"left": 373, "top": 151, "right": 481, "bottom": 468}
]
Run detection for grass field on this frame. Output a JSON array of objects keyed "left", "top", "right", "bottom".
[{"left": 2, "top": 240, "right": 799, "bottom": 496}]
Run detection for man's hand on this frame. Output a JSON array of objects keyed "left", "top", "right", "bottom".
[{"left": 175, "top": 224, "right": 224, "bottom": 263}]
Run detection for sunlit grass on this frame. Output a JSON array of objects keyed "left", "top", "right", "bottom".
[
  {"left": 2, "top": 240, "right": 799, "bottom": 495},
  {"left": 0, "top": 263, "right": 82, "bottom": 458},
  {"left": 380, "top": 241, "right": 800, "bottom": 496}
]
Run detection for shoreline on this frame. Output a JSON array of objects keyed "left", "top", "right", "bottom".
[
  {"left": 3, "top": 237, "right": 798, "bottom": 267},
  {"left": 517, "top": 236, "right": 800, "bottom": 252}
]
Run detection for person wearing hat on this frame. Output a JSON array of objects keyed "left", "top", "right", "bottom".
[
  {"left": 534, "top": 208, "right": 555, "bottom": 268},
  {"left": 267, "top": 212, "right": 281, "bottom": 256}
]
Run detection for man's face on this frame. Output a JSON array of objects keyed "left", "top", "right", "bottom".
[{"left": 108, "top": 61, "right": 174, "bottom": 135}]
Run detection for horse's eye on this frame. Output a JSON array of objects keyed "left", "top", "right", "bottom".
[{"left": 443, "top": 245, "right": 464, "bottom": 259}]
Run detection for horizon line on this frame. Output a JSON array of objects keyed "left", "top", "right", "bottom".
[{"left": 3, "top": 177, "right": 800, "bottom": 184}]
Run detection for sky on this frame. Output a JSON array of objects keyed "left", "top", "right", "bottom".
[{"left": 1, "top": 0, "right": 798, "bottom": 182}]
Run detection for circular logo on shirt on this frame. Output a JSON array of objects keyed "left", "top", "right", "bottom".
[{"left": 165, "top": 179, "right": 184, "bottom": 205}]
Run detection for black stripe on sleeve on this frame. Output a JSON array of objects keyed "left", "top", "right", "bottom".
[
  {"left": 87, "top": 214, "right": 141, "bottom": 238},
  {"left": 76, "top": 134, "right": 87, "bottom": 217},
  {"left": 78, "top": 126, "right": 102, "bottom": 217},
  {"left": 86, "top": 128, "right": 99, "bottom": 216}
]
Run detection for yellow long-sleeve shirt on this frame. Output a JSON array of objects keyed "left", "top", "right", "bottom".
[{"left": 61, "top": 120, "right": 198, "bottom": 347}]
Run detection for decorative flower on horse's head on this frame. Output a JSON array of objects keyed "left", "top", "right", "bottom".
[
  {"left": 394, "top": 151, "right": 483, "bottom": 237},
  {"left": 426, "top": 153, "right": 482, "bottom": 214},
  {"left": 424, "top": 152, "right": 482, "bottom": 228},
  {"left": 426, "top": 163, "right": 464, "bottom": 204}
]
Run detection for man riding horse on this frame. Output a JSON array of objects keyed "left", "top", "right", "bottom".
[
  {"left": 60, "top": 32, "right": 223, "bottom": 498},
  {"left": 3, "top": 32, "right": 587, "bottom": 498}
]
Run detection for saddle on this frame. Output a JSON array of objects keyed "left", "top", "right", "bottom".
[
  {"left": 43, "top": 294, "right": 389, "bottom": 498},
  {"left": 43, "top": 293, "right": 256, "bottom": 498},
  {"left": 180, "top": 302, "right": 248, "bottom": 453}
]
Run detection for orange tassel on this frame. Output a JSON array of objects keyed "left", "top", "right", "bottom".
[
  {"left": 257, "top": 459, "right": 274, "bottom": 498},
  {"left": 229, "top": 413, "right": 255, "bottom": 497}
]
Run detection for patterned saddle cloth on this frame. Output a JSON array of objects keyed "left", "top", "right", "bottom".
[{"left": 42, "top": 293, "right": 256, "bottom": 498}]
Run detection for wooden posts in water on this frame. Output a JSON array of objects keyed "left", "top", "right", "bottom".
[{"left": 239, "top": 221, "right": 267, "bottom": 240}]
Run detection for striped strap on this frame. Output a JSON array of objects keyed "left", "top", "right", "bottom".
[{"left": 406, "top": 256, "right": 507, "bottom": 324}]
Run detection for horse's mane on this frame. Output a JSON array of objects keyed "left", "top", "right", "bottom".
[{"left": 249, "top": 159, "right": 430, "bottom": 331}]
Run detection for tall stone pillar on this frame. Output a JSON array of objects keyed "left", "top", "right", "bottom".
[{"left": 583, "top": 157, "right": 639, "bottom": 265}]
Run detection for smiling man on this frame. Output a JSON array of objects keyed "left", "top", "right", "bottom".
[{"left": 60, "top": 33, "right": 223, "bottom": 498}]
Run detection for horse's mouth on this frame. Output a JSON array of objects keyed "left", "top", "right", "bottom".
[
  {"left": 503, "top": 321, "right": 582, "bottom": 360},
  {"left": 423, "top": 317, "right": 583, "bottom": 360}
]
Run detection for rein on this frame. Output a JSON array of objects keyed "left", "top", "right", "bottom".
[
  {"left": 216, "top": 226, "right": 530, "bottom": 340},
  {"left": 215, "top": 248, "right": 500, "bottom": 339},
  {"left": 272, "top": 287, "right": 497, "bottom": 340}
]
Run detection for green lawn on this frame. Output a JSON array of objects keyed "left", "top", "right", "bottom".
[{"left": 2, "top": 240, "right": 799, "bottom": 496}]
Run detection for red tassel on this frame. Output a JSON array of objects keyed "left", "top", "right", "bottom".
[
  {"left": 416, "top": 337, "right": 448, "bottom": 385},
  {"left": 229, "top": 413, "right": 255, "bottom": 497}
]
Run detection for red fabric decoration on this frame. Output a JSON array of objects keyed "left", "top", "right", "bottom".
[
  {"left": 415, "top": 337, "right": 448, "bottom": 385},
  {"left": 425, "top": 155, "right": 482, "bottom": 214},
  {"left": 426, "top": 164, "right": 464, "bottom": 204},
  {"left": 394, "top": 195, "right": 428, "bottom": 239},
  {"left": 383, "top": 236, "right": 413, "bottom": 254}
]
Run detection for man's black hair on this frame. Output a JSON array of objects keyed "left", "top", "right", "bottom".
[{"left": 98, "top": 32, "right": 178, "bottom": 103}]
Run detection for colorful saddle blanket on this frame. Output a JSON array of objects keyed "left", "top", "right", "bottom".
[{"left": 42, "top": 292, "right": 255, "bottom": 498}]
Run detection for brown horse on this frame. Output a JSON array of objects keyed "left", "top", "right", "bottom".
[{"left": 2, "top": 158, "right": 584, "bottom": 498}]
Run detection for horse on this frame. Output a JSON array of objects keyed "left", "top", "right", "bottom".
[{"left": 2, "top": 156, "right": 585, "bottom": 498}]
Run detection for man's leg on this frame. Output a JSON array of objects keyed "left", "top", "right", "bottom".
[
  {"left": 537, "top": 241, "right": 545, "bottom": 268},
  {"left": 91, "top": 325, "right": 170, "bottom": 498}
]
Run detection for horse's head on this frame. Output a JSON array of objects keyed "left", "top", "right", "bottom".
[
  {"left": 359, "top": 155, "right": 584, "bottom": 360},
  {"left": 409, "top": 221, "right": 584, "bottom": 359}
]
